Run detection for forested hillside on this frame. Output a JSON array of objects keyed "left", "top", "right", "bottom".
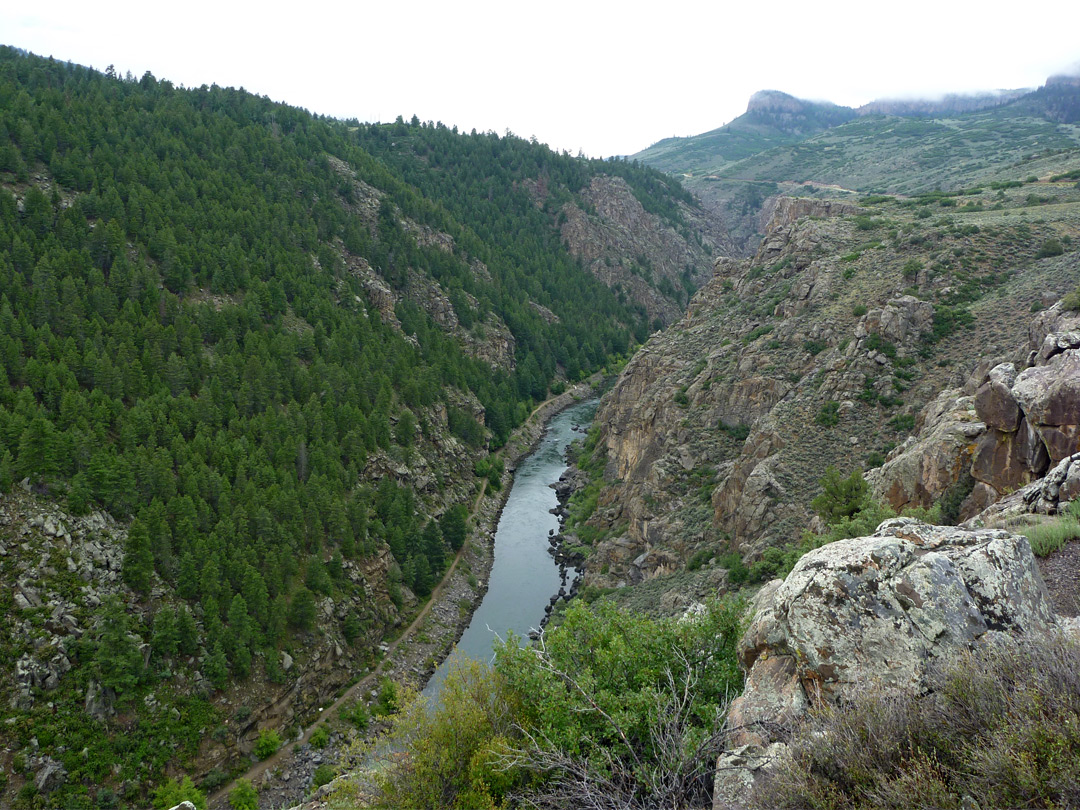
[{"left": 0, "top": 46, "right": 716, "bottom": 808}]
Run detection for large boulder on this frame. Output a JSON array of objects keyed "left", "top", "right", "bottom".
[
  {"left": 716, "top": 518, "right": 1056, "bottom": 807},
  {"left": 974, "top": 362, "right": 1021, "bottom": 432},
  {"left": 1012, "top": 348, "right": 1080, "bottom": 462},
  {"left": 867, "top": 391, "right": 984, "bottom": 513}
]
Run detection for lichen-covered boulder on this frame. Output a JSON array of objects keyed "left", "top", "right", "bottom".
[
  {"left": 717, "top": 518, "right": 1056, "bottom": 808},
  {"left": 738, "top": 519, "right": 1054, "bottom": 704}
]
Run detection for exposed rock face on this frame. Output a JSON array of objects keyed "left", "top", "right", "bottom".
[
  {"left": 965, "top": 452, "right": 1080, "bottom": 526},
  {"left": 868, "top": 392, "right": 984, "bottom": 512},
  {"left": 559, "top": 175, "right": 729, "bottom": 325},
  {"left": 717, "top": 518, "right": 1057, "bottom": 806},
  {"left": 1012, "top": 348, "right": 1080, "bottom": 462},
  {"left": 872, "top": 309, "right": 1080, "bottom": 517},
  {"left": 859, "top": 295, "right": 934, "bottom": 345},
  {"left": 760, "top": 197, "right": 862, "bottom": 239}
]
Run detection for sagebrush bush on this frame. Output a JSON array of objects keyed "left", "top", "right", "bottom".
[{"left": 752, "top": 632, "right": 1080, "bottom": 809}]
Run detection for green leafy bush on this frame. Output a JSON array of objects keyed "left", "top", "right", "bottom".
[
  {"left": 228, "top": 779, "right": 258, "bottom": 810},
  {"left": 816, "top": 401, "right": 841, "bottom": 427},
  {"left": 254, "top": 728, "right": 282, "bottom": 760},
  {"left": 153, "top": 777, "right": 206, "bottom": 810},
  {"left": 811, "top": 467, "right": 870, "bottom": 524},
  {"left": 718, "top": 420, "right": 752, "bottom": 442},
  {"left": 339, "top": 699, "right": 370, "bottom": 730},
  {"left": 1037, "top": 237, "right": 1065, "bottom": 258},
  {"left": 309, "top": 725, "right": 330, "bottom": 749},
  {"left": 312, "top": 763, "right": 336, "bottom": 790},
  {"left": 337, "top": 599, "right": 745, "bottom": 810}
]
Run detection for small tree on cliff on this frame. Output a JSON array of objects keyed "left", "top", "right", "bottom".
[{"left": 811, "top": 467, "right": 871, "bottom": 524}]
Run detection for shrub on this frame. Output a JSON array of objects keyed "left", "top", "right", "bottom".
[
  {"left": 309, "top": 725, "right": 330, "bottom": 748},
  {"left": 254, "top": 728, "right": 282, "bottom": 760},
  {"left": 686, "top": 547, "right": 715, "bottom": 571},
  {"left": 815, "top": 400, "right": 840, "bottom": 427},
  {"left": 228, "top": 779, "right": 258, "bottom": 810},
  {"left": 153, "top": 777, "right": 207, "bottom": 810},
  {"left": 811, "top": 467, "right": 870, "bottom": 524},
  {"left": 718, "top": 420, "right": 751, "bottom": 442},
  {"left": 312, "top": 763, "right": 336, "bottom": 790},
  {"left": 803, "top": 338, "right": 827, "bottom": 356},
  {"left": 374, "top": 676, "right": 399, "bottom": 716},
  {"left": 718, "top": 551, "right": 750, "bottom": 584},
  {"left": 751, "top": 632, "right": 1080, "bottom": 810},
  {"left": 1037, "top": 237, "right": 1065, "bottom": 258},
  {"left": 1064, "top": 287, "right": 1080, "bottom": 311},
  {"left": 338, "top": 699, "right": 369, "bottom": 731},
  {"left": 852, "top": 304, "right": 868, "bottom": 317},
  {"left": 889, "top": 413, "right": 916, "bottom": 432}
]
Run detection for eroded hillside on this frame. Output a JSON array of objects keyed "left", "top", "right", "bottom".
[{"left": 571, "top": 179, "right": 1080, "bottom": 600}]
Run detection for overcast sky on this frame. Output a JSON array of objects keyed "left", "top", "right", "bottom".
[{"left": 4, "top": 1, "right": 1079, "bottom": 158}]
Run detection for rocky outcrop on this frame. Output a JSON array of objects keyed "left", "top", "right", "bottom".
[
  {"left": 559, "top": 175, "right": 728, "bottom": 325},
  {"left": 857, "top": 295, "right": 934, "bottom": 346},
  {"left": 965, "top": 451, "right": 1080, "bottom": 527},
  {"left": 759, "top": 197, "right": 862, "bottom": 239},
  {"left": 872, "top": 307, "right": 1080, "bottom": 518},
  {"left": 1012, "top": 348, "right": 1080, "bottom": 462},
  {"left": 716, "top": 518, "right": 1058, "bottom": 806},
  {"left": 868, "top": 392, "right": 983, "bottom": 512}
]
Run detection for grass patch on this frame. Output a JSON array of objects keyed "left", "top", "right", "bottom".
[{"left": 1021, "top": 503, "right": 1080, "bottom": 557}]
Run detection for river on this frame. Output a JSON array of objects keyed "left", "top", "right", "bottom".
[{"left": 423, "top": 398, "right": 598, "bottom": 698}]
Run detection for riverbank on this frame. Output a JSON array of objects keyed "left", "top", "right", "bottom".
[{"left": 221, "top": 378, "right": 603, "bottom": 809}]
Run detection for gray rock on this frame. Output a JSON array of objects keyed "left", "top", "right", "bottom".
[
  {"left": 34, "top": 757, "right": 67, "bottom": 793},
  {"left": 721, "top": 519, "right": 1056, "bottom": 806},
  {"left": 281, "top": 651, "right": 294, "bottom": 672}
]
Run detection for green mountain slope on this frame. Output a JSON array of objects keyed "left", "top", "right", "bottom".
[
  {"left": 0, "top": 46, "right": 715, "bottom": 807},
  {"left": 633, "top": 90, "right": 856, "bottom": 176},
  {"left": 634, "top": 80, "right": 1080, "bottom": 253}
]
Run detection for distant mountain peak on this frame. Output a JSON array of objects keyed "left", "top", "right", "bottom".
[{"left": 746, "top": 89, "right": 847, "bottom": 115}]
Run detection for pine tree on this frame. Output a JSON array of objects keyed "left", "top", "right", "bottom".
[
  {"left": 94, "top": 597, "right": 144, "bottom": 694},
  {"left": 440, "top": 504, "right": 468, "bottom": 552},
  {"left": 151, "top": 606, "right": 179, "bottom": 660},
  {"left": 122, "top": 519, "right": 154, "bottom": 595},
  {"left": 204, "top": 641, "right": 229, "bottom": 690},
  {"left": 177, "top": 606, "right": 199, "bottom": 656}
]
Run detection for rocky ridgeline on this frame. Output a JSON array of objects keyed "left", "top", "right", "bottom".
[
  {"left": 579, "top": 198, "right": 921, "bottom": 586},
  {"left": 713, "top": 517, "right": 1071, "bottom": 807}
]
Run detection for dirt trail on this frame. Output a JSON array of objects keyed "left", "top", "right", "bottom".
[{"left": 209, "top": 382, "right": 596, "bottom": 807}]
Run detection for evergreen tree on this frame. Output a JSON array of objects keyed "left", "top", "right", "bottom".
[
  {"left": 440, "top": 504, "right": 468, "bottom": 552},
  {"left": 204, "top": 641, "right": 229, "bottom": 690},
  {"left": 94, "top": 597, "right": 144, "bottom": 694},
  {"left": 151, "top": 606, "right": 179, "bottom": 660},
  {"left": 176, "top": 606, "right": 199, "bottom": 656},
  {"left": 122, "top": 519, "right": 154, "bottom": 595}
]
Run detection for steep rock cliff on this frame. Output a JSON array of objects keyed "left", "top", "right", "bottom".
[{"left": 577, "top": 193, "right": 1080, "bottom": 591}]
